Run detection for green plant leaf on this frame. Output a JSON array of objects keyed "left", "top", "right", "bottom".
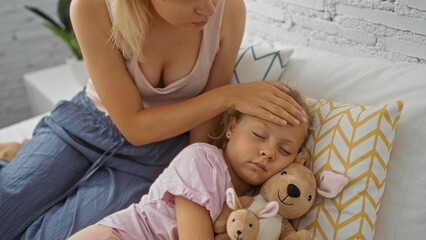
[
  {"left": 58, "top": 0, "right": 72, "bottom": 32},
  {"left": 44, "top": 23, "right": 72, "bottom": 43},
  {"left": 70, "top": 31, "right": 83, "bottom": 60},
  {"left": 44, "top": 23, "right": 82, "bottom": 59},
  {"left": 25, "top": 3, "right": 82, "bottom": 60},
  {"left": 24, "top": 5, "right": 63, "bottom": 30}
]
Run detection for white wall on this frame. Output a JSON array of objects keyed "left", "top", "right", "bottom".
[
  {"left": 242, "top": 0, "right": 426, "bottom": 63},
  {"left": 1, "top": 0, "right": 425, "bottom": 128},
  {"left": 0, "top": 0, "right": 70, "bottom": 128}
]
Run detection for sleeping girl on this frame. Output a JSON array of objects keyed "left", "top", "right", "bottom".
[{"left": 69, "top": 87, "right": 313, "bottom": 240}]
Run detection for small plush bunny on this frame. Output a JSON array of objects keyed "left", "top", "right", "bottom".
[{"left": 223, "top": 188, "right": 279, "bottom": 240}]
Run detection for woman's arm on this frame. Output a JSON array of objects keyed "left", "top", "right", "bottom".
[
  {"left": 175, "top": 196, "right": 215, "bottom": 240},
  {"left": 71, "top": 0, "right": 226, "bottom": 145},
  {"left": 190, "top": 0, "right": 246, "bottom": 143},
  {"left": 71, "top": 0, "right": 305, "bottom": 146}
]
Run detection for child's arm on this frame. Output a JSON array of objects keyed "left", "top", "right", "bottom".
[{"left": 175, "top": 196, "right": 215, "bottom": 240}]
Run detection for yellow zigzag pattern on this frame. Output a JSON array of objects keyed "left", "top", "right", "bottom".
[{"left": 294, "top": 99, "right": 403, "bottom": 240}]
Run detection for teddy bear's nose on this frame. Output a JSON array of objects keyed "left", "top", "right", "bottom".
[
  {"left": 237, "top": 230, "right": 242, "bottom": 235},
  {"left": 287, "top": 183, "right": 300, "bottom": 198}
]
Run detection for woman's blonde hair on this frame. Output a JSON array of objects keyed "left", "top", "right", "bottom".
[
  {"left": 108, "top": 0, "right": 151, "bottom": 62},
  {"left": 209, "top": 86, "right": 315, "bottom": 150}
]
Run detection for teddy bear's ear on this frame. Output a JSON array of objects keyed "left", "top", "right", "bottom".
[
  {"left": 226, "top": 188, "right": 242, "bottom": 210},
  {"left": 294, "top": 152, "right": 310, "bottom": 169}
]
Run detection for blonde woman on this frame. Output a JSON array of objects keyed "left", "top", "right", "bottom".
[{"left": 0, "top": 0, "right": 306, "bottom": 239}]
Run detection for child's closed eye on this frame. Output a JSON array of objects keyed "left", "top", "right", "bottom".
[
  {"left": 279, "top": 147, "right": 290, "bottom": 155},
  {"left": 252, "top": 132, "right": 265, "bottom": 139}
]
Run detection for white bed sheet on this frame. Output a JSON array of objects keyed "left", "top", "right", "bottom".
[{"left": 0, "top": 114, "right": 45, "bottom": 143}]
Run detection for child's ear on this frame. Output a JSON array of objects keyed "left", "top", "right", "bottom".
[{"left": 226, "top": 116, "right": 237, "bottom": 139}]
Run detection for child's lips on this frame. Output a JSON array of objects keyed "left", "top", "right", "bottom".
[
  {"left": 251, "top": 162, "right": 266, "bottom": 172},
  {"left": 192, "top": 20, "right": 208, "bottom": 27}
]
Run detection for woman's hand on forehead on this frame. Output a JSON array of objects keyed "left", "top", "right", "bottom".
[{"left": 224, "top": 81, "right": 307, "bottom": 127}]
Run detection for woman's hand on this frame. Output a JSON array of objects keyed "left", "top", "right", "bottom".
[{"left": 225, "top": 81, "right": 307, "bottom": 126}]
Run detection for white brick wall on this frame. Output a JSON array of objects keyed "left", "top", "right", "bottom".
[
  {"left": 0, "top": 0, "right": 70, "bottom": 128},
  {"left": 2, "top": 0, "right": 425, "bottom": 128},
  {"left": 242, "top": 0, "right": 426, "bottom": 64}
]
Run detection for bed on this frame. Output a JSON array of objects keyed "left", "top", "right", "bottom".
[{"left": 1, "top": 44, "right": 425, "bottom": 239}]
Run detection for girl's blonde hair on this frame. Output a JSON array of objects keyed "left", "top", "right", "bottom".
[
  {"left": 108, "top": 0, "right": 151, "bottom": 62},
  {"left": 209, "top": 86, "right": 315, "bottom": 150}
]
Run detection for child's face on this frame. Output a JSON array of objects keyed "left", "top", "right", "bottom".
[
  {"left": 150, "top": 0, "right": 218, "bottom": 31},
  {"left": 224, "top": 114, "right": 308, "bottom": 189}
]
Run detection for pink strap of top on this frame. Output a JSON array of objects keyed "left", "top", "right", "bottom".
[{"left": 86, "top": 0, "right": 226, "bottom": 114}]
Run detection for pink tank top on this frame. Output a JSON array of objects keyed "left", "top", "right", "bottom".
[{"left": 86, "top": 0, "right": 225, "bottom": 113}]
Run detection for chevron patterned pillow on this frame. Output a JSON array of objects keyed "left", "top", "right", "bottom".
[
  {"left": 231, "top": 46, "right": 294, "bottom": 84},
  {"left": 293, "top": 98, "right": 404, "bottom": 240}
]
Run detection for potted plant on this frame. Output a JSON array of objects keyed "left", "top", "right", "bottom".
[{"left": 25, "top": 0, "right": 89, "bottom": 85}]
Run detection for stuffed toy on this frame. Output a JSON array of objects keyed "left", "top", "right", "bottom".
[
  {"left": 213, "top": 152, "right": 348, "bottom": 240},
  {"left": 225, "top": 188, "right": 279, "bottom": 240}
]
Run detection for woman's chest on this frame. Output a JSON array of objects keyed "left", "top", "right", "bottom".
[{"left": 139, "top": 31, "right": 203, "bottom": 88}]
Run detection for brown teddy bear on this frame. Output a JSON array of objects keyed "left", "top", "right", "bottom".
[{"left": 213, "top": 152, "right": 348, "bottom": 240}]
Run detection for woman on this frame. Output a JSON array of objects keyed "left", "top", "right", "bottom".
[{"left": 0, "top": 0, "right": 306, "bottom": 239}]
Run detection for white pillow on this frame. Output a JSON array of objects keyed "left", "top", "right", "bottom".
[
  {"left": 231, "top": 46, "right": 293, "bottom": 84},
  {"left": 281, "top": 45, "right": 426, "bottom": 240}
]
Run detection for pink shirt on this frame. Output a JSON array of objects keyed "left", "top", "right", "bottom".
[
  {"left": 97, "top": 143, "right": 234, "bottom": 240},
  {"left": 85, "top": 0, "right": 225, "bottom": 113}
]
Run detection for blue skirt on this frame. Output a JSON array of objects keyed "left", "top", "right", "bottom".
[{"left": 0, "top": 91, "right": 189, "bottom": 240}]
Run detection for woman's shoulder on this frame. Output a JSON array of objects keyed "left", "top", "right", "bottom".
[
  {"left": 222, "top": 0, "right": 246, "bottom": 29},
  {"left": 71, "top": 0, "right": 109, "bottom": 24},
  {"left": 223, "top": 0, "right": 246, "bottom": 11},
  {"left": 218, "top": 0, "right": 246, "bottom": 50},
  {"left": 70, "top": 0, "right": 113, "bottom": 48},
  {"left": 71, "top": 0, "right": 107, "bottom": 12}
]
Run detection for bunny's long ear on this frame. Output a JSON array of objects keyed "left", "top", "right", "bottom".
[
  {"left": 226, "top": 188, "right": 242, "bottom": 210},
  {"left": 317, "top": 170, "right": 349, "bottom": 198},
  {"left": 255, "top": 201, "right": 279, "bottom": 219}
]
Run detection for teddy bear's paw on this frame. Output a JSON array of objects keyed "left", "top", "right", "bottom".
[{"left": 283, "top": 230, "right": 311, "bottom": 240}]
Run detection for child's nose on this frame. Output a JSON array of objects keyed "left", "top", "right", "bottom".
[
  {"left": 195, "top": 0, "right": 215, "bottom": 16},
  {"left": 260, "top": 148, "right": 275, "bottom": 161}
]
